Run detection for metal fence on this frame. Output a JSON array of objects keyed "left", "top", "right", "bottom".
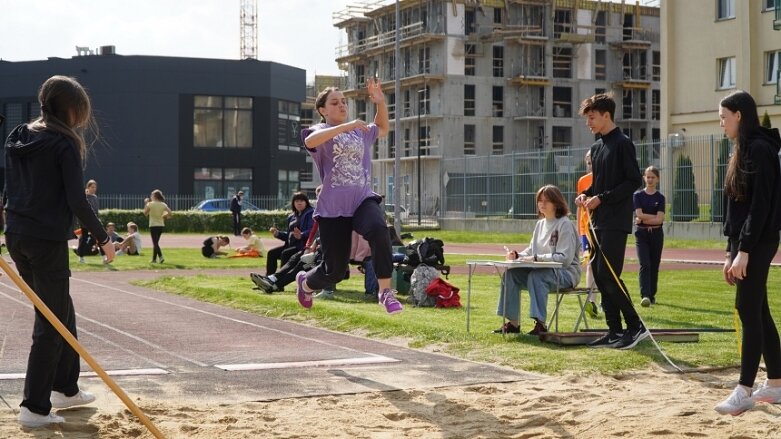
[
  {"left": 99, "top": 194, "right": 289, "bottom": 211},
  {"left": 441, "top": 133, "right": 742, "bottom": 224}
]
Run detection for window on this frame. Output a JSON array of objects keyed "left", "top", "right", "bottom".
[
  {"left": 595, "top": 11, "right": 606, "bottom": 43},
  {"left": 276, "top": 100, "right": 300, "bottom": 151},
  {"left": 553, "top": 47, "right": 573, "bottom": 78},
  {"left": 418, "top": 46, "right": 430, "bottom": 74},
  {"left": 419, "top": 87, "right": 430, "bottom": 114},
  {"left": 3, "top": 102, "right": 23, "bottom": 141},
  {"left": 553, "top": 9, "right": 572, "bottom": 39},
  {"left": 193, "top": 167, "right": 252, "bottom": 199},
  {"left": 465, "top": 43, "right": 476, "bottom": 76},
  {"left": 355, "top": 64, "right": 366, "bottom": 88},
  {"left": 552, "top": 126, "right": 572, "bottom": 149},
  {"left": 652, "top": 128, "right": 661, "bottom": 142},
  {"left": 356, "top": 99, "right": 367, "bottom": 122},
  {"left": 492, "top": 86, "right": 503, "bottom": 117},
  {"left": 418, "top": 125, "right": 430, "bottom": 156},
  {"left": 492, "top": 126, "right": 504, "bottom": 155},
  {"left": 194, "top": 96, "right": 253, "bottom": 148},
  {"left": 388, "top": 130, "right": 395, "bottom": 158},
  {"left": 387, "top": 55, "right": 396, "bottom": 80},
  {"left": 464, "top": 84, "right": 475, "bottom": 116},
  {"left": 765, "top": 0, "right": 777, "bottom": 10},
  {"left": 404, "top": 128, "right": 411, "bottom": 157},
  {"left": 718, "top": 56, "right": 736, "bottom": 89},
  {"left": 595, "top": 88, "right": 606, "bottom": 95},
  {"left": 465, "top": 8, "right": 476, "bottom": 35},
  {"left": 494, "top": 7, "right": 503, "bottom": 25},
  {"left": 493, "top": 45, "right": 504, "bottom": 77},
  {"left": 403, "top": 89, "right": 411, "bottom": 117},
  {"left": 652, "top": 51, "right": 661, "bottom": 82},
  {"left": 717, "top": 0, "right": 735, "bottom": 19},
  {"left": 622, "top": 89, "right": 646, "bottom": 119},
  {"left": 464, "top": 124, "right": 476, "bottom": 155},
  {"left": 767, "top": 50, "right": 781, "bottom": 83},
  {"left": 278, "top": 169, "right": 299, "bottom": 200},
  {"left": 552, "top": 87, "right": 572, "bottom": 118},
  {"left": 388, "top": 92, "right": 396, "bottom": 119},
  {"left": 652, "top": 90, "right": 661, "bottom": 120},
  {"left": 595, "top": 50, "right": 606, "bottom": 80}
]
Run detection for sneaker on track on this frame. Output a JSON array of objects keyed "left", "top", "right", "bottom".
[
  {"left": 715, "top": 385, "right": 754, "bottom": 415},
  {"left": 640, "top": 297, "right": 651, "bottom": 307}
]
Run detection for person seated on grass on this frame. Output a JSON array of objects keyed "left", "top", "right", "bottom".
[
  {"left": 202, "top": 235, "right": 231, "bottom": 258},
  {"left": 494, "top": 185, "right": 581, "bottom": 336},
  {"left": 232, "top": 227, "right": 265, "bottom": 258},
  {"left": 106, "top": 222, "right": 123, "bottom": 244},
  {"left": 115, "top": 222, "right": 142, "bottom": 256}
]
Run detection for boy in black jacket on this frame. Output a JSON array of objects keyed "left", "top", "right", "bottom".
[{"left": 575, "top": 93, "right": 648, "bottom": 350}]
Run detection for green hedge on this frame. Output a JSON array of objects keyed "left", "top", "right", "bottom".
[{"left": 100, "top": 209, "right": 290, "bottom": 233}]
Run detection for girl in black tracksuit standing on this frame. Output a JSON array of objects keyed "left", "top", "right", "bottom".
[
  {"left": 714, "top": 90, "right": 781, "bottom": 415},
  {"left": 4, "top": 76, "right": 115, "bottom": 427}
]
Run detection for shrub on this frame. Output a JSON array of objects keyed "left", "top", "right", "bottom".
[
  {"left": 671, "top": 155, "right": 700, "bottom": 222},
  {"left": 100, "top": 209, "right": 290, "bottom": 233}
]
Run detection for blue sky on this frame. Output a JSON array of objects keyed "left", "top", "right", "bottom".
[{"left": 0, "top": 0, "right": 354, "bottom": 79}]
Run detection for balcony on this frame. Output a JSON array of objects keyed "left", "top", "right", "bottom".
[
  {"left": 335, "top": 21, "right": 444, "bottom": 63},
  {"left": 614, "top": 66, "right": 652, "bottom": 89},
  {"left": 610, "top": 27, "right": 658, "bottom": 50}
]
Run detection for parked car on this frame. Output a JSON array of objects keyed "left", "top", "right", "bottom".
[
  {"left": 384, "top": 204, "right": 408, "bottom": 222},
  {"left": 192, "top": 198, "right": 263, "bottom": 212}
]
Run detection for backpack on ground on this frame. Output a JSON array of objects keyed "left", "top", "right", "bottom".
[
  {"left": 404, "top": 237, "right": 445, "bottom": 267},
  {"left": 409, "top": 265, "right": 440, "bottom": 307}
]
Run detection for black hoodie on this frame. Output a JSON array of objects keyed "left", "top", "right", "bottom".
[
  {"left": 723, "top": 126, "right": 781, "bottom": 253},
  {"left": 4, "top": 124, "right": 108, "bottom": 244}
]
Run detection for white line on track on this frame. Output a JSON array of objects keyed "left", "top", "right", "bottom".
[
  {"left": 0, "top": 281, "right": 206, "bottom": 367},
  {"left": 72, "top": 276, "right": 399, "bottom": 363},
  {"left": 0, "top": 368, "right": 168, "bottom": 381}
]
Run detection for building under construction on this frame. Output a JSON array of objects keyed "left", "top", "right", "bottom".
[{"left": 332, "top": 0, "right": 660, "bottom": 213}]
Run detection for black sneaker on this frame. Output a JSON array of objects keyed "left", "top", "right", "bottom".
[
  {"left": 588, "top": 331, "right": 625, "bottom": 348},
  {"left": 616, "top": 324, "right": 651, "bottom": 350},
  {"left": 250, "top": 273, "right": 275, "bottom": 294},
  {"left": 527, "top": 319, "right": 547, "bottom": 336},
  {"left": 492, "top": 322, "right": 520, "bottom": 334}
]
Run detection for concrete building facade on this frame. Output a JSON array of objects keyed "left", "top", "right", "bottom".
[
  {"left": 333, "top": 0, "right": 660, "bottom": 214},
  {"left": 661, "top": 0, "right": 781, "bottom": 138}
]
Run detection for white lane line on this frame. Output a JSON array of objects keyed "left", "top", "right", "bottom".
[
  {"left": 216, "top": 355, "right": 400, "bottom": 371},
  {"left": 73, "top": 277, "right": 400, "bottom": 360},
  {"left": 0, "top": 282, "right": 207, "bottom": 368},
  {"left": 0, "top": 368, "right": 168, "bottom": 381}
]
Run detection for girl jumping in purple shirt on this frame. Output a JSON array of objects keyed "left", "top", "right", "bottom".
[{"left": 297, "top": 78, "right": 403, "bottom": 314}]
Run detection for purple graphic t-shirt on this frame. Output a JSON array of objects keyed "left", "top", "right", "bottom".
[{"left": 301, "top": 123, "right": 380, "bottom": 218}]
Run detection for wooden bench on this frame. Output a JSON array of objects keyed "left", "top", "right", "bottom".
[{"left": 547, "top": 287, "right": 594, "bottom": 333}]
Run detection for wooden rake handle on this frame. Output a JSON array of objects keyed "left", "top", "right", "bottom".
[{"left": 0, "top": 257, "right": 166, "bottom": 439}]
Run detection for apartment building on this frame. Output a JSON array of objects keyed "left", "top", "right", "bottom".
[
  {"left": 661, "top": 0, "right": 781, "bottom": 137},
  {"left": 333, "top": 0, "right": 660, "bottom": 214}
]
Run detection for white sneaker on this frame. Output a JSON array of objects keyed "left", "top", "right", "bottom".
[
  {"left": 50, "top": 390, "right": 96, "bottom": 409},
  {"left": 714, "top": 385, "right": 754, "bottom": 415},
  {"left": 753, "top": 380, "right": 781, "bottom": 403},
  {"left": 78, "top": 257, "right": 85, "bottom": 263},
  {"left": 18, "top": 406, "right": 65, "bottom": 428},
  {"left": 115, "top": 250, "right": 124, "bottom": 256}
]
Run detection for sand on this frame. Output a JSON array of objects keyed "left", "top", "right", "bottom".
[{"left": 1, "top": 367, "right": 779, "bottom": 438}]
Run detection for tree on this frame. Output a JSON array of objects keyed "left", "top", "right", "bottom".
[
  {"left": 711, "top": 137, "right": 730, "bottom": 222},
  {"left": 671, "top": 154, "right": 700, "bottom": 221},
  {"left": 762, "top": 110, "right": 772, "bottom": 128},
  {"left": 513, "top": 164, "right": 536, "bottom": 218}
]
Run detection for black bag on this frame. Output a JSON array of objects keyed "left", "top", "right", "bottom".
[{"left": 404, "top": 237, "right": 445, "bottom": 267}]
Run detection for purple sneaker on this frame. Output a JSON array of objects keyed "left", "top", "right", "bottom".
[
  {"left": 379, "top": 288, "right": 403, "bottom": 314},
  {"left": 296, "top": 271, "right": 313, "bottom": 309}
]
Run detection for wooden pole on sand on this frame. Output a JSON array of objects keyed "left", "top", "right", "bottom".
[{"left": 0, "top": 257, "right": 166, "bottom": 438}]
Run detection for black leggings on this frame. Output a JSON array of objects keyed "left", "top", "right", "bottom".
[
  {"left": 266, "top": 245, "right": 299, "bottom": 275},
  {"left": 732, "top": 235, "right": 781, "bottom": 387},
  {"left": 304, "top": 198, "right": 391, "bottom": 291},
  {"left": 150, "top": 226, "right": 164, "bottom": 261}
]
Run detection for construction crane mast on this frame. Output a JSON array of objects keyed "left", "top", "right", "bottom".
[{"left": 240, "top": 0, "right": 258, "bottom": 59}]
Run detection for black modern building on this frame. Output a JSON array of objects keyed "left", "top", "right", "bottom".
[{"left": 0, "top": 52, "right": 306, "bottom": 199}]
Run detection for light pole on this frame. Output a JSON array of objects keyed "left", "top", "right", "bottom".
[{"left": 417, "top": 88, "right": 425, "bottom": 225}]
